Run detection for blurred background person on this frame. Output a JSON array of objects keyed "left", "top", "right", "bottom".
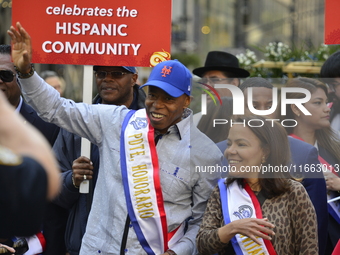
[
  {"left": 0, "top": 89, "right": 60, "bottom": 250},
  {"left": 197, "top": 115, "right": 318, "bottom": 254},
  {"left": 285, "top": 77, "right": 340, "bottom": 255},
  {"left": 320, "top": 50, "right": 340, "bottom": 134},
  {"left": 41, "top": 70, "right": 66, "bottom": 96},
  {"left": 0, "top": 44, "right": 62, "bottom": 254}
]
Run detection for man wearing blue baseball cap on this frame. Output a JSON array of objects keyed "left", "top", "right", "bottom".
[
  {"left": 51, "top": 64, "right": 145, "bottom": 255},
  {"left": 8, "top": 22, "right": 222, "bottom": 255},
  {"left": 139, "top": 59, "right": 192, "bottom": 134}
]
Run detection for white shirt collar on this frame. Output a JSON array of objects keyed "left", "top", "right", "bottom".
[{"left": 15, "top": 96, "right": 23, "bottom": 113}]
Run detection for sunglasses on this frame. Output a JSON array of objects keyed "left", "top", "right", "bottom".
[
  {"left": 0, "top": 70, "right": 15, "bottom": 82},
  {"left": 95, "top": 71, "right": 130, "bottom": 79},
  {"left": 199, "top": 77, "right": 231, "bottom": 85}
]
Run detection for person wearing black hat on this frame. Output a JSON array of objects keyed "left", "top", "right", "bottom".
[
  {"left": 192, "top": 51, "right": 250, "bottom": 125},
  {"left": 193, "top": 51, "right": 249, "bottom": 92}
]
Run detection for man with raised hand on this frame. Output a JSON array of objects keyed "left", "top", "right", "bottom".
[{"left": 8, "top": 22, "right": 222, "bottom": 255}]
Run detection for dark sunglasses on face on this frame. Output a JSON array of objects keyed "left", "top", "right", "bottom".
[
  {"left": 95, "top": 71, "right": 130, "bottom": 79},
  {"left": 0, "top": 70, "right": 15, "bottom": 82}
]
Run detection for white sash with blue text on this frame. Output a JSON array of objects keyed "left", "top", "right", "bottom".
[
  {"left": 120, "top": 109, "right": 183, "bottom": 255},
  {"left": 218, "top": 179, "right": 277, "bottom": 255}
]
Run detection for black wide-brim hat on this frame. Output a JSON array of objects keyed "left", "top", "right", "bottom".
[{"left": 193, "top": 51, "right": 250, "bottom": 78}]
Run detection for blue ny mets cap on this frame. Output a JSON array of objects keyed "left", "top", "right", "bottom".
[
  {"left": 93, "top": 66, "right": 136, "bottom": 73},
  {"left": 140, "top": 60, "right": 192, "bottom": 97}
]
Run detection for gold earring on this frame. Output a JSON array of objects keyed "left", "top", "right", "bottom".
[
  {"left": 296, "top": 112, "right": 300, "bottom": 117},
  {"left": 261, "top": 156, "right": 266, "bottom": 163}
]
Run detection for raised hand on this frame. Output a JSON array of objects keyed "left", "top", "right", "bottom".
[{"left": 7, "top": 22, "right": 32, "bottom": 73}]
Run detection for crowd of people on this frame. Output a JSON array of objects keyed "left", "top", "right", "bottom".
[{"left": 1, "top": 21, "right": 340, "bottom": 255}]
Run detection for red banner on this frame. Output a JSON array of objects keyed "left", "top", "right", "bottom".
[
  {"left": 12, "top": 1, "right": 172, "bottom": 67},
  {"left": 325, "top": 0, "right": 340, "bottom": 45}
]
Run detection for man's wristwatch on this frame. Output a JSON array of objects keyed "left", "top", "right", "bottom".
[{"left": 14, "top": 64, "right": 35, "bottom": 79}]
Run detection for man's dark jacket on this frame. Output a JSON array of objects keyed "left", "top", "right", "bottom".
[{"left": 20, "top": 101, "right": 60, "bottom": 146}]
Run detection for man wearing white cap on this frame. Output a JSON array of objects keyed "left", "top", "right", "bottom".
[{"left": 8, "top": 22, "right": 222, "bottom": 255}]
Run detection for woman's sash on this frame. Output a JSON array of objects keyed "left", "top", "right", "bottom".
[
  {"left": 120, "top": 109, "right": 183, "bottom": 255},
  {"left": 218, "top": 179, "right": 277, "bottom": 255},
  {"left": 289, "top": 134, "right": 340, "bottom": 224}
]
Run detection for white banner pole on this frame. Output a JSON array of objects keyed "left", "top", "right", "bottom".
[{"left": 79, "top": 65, "right": 93, "bottom": 193}]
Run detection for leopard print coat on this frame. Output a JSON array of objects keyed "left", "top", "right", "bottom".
[{"left": 196, "top": 179, "right": 318, "bottom": 255}]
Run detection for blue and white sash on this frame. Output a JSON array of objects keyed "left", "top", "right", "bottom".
[
  {"left": 218, "top": 179, "right": 277, "bottom": 255},
  {"left": 120, "top": 109, "right": 183, "bottom": 255}
]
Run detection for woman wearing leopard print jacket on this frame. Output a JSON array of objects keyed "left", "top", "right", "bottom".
[{"left": 196, "top": 116, "right": 318, "bottom": 255}]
